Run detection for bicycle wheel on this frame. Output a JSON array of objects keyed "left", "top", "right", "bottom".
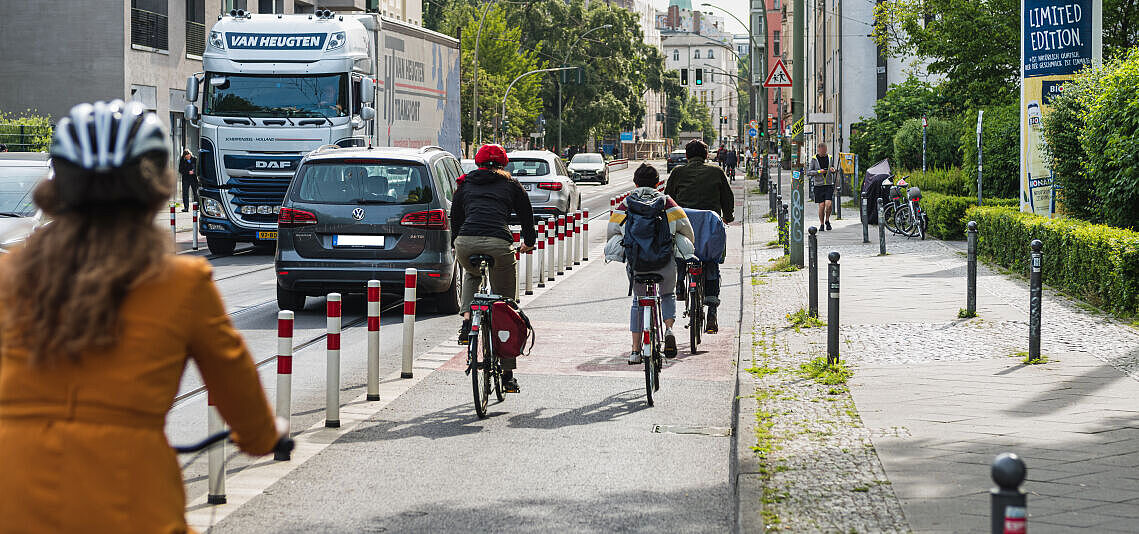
[
  {"left": 688, "top": 279, "right": 699, "bottom": 353},
  {"left": 895, "top": 204, "right": 919, "bottom": 237},
  {"left": 653, "top": 308, "right": 663, "bottom": 391},
  {"left": 471, "top": 313, "right": 491, "bottom": 418},
  {"left": 492, "top": 342, "right": 504, "bottom": 402},
  {"left": 644, "top": 309, "right": 656, "bottom": 407},
  {"left": 883, "top": 203, "right": 900, "bottom": 235}
]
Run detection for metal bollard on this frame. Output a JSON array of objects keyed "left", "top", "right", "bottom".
[
  {"left": 401, "top": 268, "right": 417, "bottom": 378},
  {"left": 192, "top": 202, "right": 199, "bottom": 251},
  {"left": 966, "top": 221, "right": 978, "bottom": 317},
  {"left": 537, "top": 220, "right": 547, "bottom": 287},
  {"left": 169, "top": 203, "right": 177, "bottom": 246},
  {"left": 524, "top": 241, "right": 533, "bottom": 295},
  {"left": 574, "top": 210, "right": 582, "bottom": 265},
  {"left": 325, "top": 293, "right": 341, "bottom": 428},
  {"left": 769, "top": 186, "right": 777, "bottom": 217},
  {"left": 366, "top": 280, "right": 381, "bottom": 401},
  {"left": 808, "top": 227, "right": 818, "bottom": 318},
  {"left": 546, "top": 219, "right": 556, "bottom": 281},
  {"left": 827, "top": 252, "right": 840, "bottom": 366},
  {"left": 556, "top": 215, "right": 566, "bottom": 276},
  {"left": 861, "top": 193, "right": 870, "bottom": 244},
  {"left": 582, "top": 208, "right": 590, "bottom": 262},
  {"left": 780, "top": 203, "right": 789, "bottom": 256},
  {"left": 513, "top": 230, "right": 521, "bottom": 296},
  {"left": 990, "top": 453, "right": 1027, "bottom": 534},
  {"left": 878, "top": 203, "right": 887, "bottom": 256},
  {"left": 275, "top": 310, "right": 294, "bottom": 461},
  {"left": 566, "top": 214, "right": 575, "bottom": 270},
  {"left": 207, "top": 392, "right": 226, "bottom": 504},
  {"left": 1028, "top": 240, "right": 1043, "bottom": 362},
  {"left": 835, "top": 173, "right": 842, "bottom": 220}
]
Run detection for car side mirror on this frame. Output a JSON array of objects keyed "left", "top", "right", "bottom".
[
  {"left": 186, "top": 76, "right": 199, "bottom": 102},
  {"left": 360, "top": 106, "right": 375, "bottom": 121},
  {"left": 185, "top": 104, "right": 200, "bottom": 123}
]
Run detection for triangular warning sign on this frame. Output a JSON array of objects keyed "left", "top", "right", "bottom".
[{"left": 763, "top": 59, "right": 792, "bottom": 88}]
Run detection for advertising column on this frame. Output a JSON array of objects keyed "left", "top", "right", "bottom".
[{"left": 1020, "top": 0, "right": 1102, "bottom": 216}]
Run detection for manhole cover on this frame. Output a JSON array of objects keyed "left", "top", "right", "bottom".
[{"left": 651, "top": 424, "right": 732, "bottom": 436}]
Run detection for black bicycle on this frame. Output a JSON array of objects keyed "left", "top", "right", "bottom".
[
  {"left": 683, "top": 259, "right": 705, "bottom": 353},
  {"left": 466, "top": 253, "right": 506, "bottom": 418},
  {"left": 633, "top": 272, "right": 664, "bottom": 407},
  {"left": 173, "top": 426, "right": 295, "bottom": 457}
]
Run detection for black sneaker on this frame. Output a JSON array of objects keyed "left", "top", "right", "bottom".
[
  {"left": 825, "top": 221, "right": 832, "bottom": 231},
  {"left": 664, "top": 328, "right": 678, "bottom": 358},
  {"left": 705, "top": 308, "right": 719, "bottom": 334},
  {"left": 503, "top": 376, "right": 520, "bottom": 393},
  {"left": 458, "top": 319, "right": 471, "bottom": 345}
]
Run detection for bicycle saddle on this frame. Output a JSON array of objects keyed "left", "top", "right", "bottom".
[
  {"left": 634, "top": 273, "right": 665, "bottom": 284},
  {"left": 468, "top": 254, "right": 495, "bottom": 267}
]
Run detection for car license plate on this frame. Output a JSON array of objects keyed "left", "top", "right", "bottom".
[
  {"left": 522, "top": 183, "right": 533, "bottom": 191},
  {"left": 257, "top": 231, "right": 278, "bottom": 240},
  {"left": 334, "top": 234, "right": 385, "bottom": 247}
]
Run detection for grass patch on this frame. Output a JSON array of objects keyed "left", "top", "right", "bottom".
[
  {"left": 1011, "top": 351, "right": 1050, "bottom": 364},
  {"left": 786, "top": 308, "right": 826, "bottom": 329},
  {"left": 851, "top": 486, "right": 870, "bottom": 492},
  {"left": 768, "top": 255, "right": 801, "bottom": 272},
  {"left": 750, "top": 277, "right": 767, "bottom": 286},
  {"left": 764, "top": 215, "right": 776, "bottom": 223},
  {"left": 798, "top": 356, "right": 853, "bottom": 385},
  {"left": 746, "top": 365, "right": 782, "bottom": 378},
  {"left": 957, "top": 308, "right": 977, "bottom": 319},
  {"left": 766, "top": 239, "right": 781, "bottom": 246}
]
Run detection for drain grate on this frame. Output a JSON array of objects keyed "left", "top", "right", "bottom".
[{"left": 651, "top": 424, "right": 732, "bottom": 437}]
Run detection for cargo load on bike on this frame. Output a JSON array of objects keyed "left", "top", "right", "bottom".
[{"left": 861, "top": 159, "right": 891, "bottom": 225}]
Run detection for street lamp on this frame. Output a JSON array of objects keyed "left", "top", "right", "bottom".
[
  {"left": 472, "top": 0, "right": 497, "bottom": 150},
  {"left": 501, "top": 67, "right": 578, "bottom": 144},
  {"left": 558, "top": 24, "right": 613, "bottom": 157}
]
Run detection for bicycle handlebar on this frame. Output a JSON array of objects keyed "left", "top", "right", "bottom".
[{"left": 172, "top": 430, "right": 296, "bottom": 460}]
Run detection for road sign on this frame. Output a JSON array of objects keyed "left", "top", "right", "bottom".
[
  {"left": 763, "top": 59, "right": 792, "bottom": 88},
  {"left": 748, "top": 128, "right": 758, "bottom": 138},
  {"left": 749, "top": 120, "right": 758, "bottom": 130}
]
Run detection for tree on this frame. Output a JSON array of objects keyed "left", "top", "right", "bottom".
[
  {"left": 1105, "top": 0, "right": 1139, "bottom": 57},
  {"left": 849, "top": 76, "right": 947, "bottom": 165},
  {"left": 0, "top": 109, "right": 53, "bottom": 152},
  {"left": 893, "top": 117, "right": 962, "bottom": 170}
]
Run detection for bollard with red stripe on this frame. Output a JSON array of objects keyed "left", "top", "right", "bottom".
[
  {"left": 169, "top": 202, "right": 177, "bottom": 246},
  {"left": 537, "top": 220, "right": 547, "bottom": 288},
  {"left": 325, "top": 293, "right": 341, "bottom": 428},
  {"left": 583, "top": 209, "right": 590, "bottom": 262},
  {"left": 401, "top": 268, "right": 417, "bottom": 379},
  {"left": 556, "top": 215, "right": 566, "bottom": 276},
  {"left": 524, "top": 234, "right": 533, "bottom": 295},
  {"left": 207, "top": 392, "right": 226, "bottom": 504},
  {"left": 192, "top": 202, "right": 199, "bottom": 251},
  {"left": 275, "top": 310, "right": 294, "bottom": 461},
  {"left": 546, "top": 219, "right": 556, "bottom": 281},
  {"left": 366, "top": 280, "right": 381, "bottom": 401},
  {"left": 572, "top": 210, "right": 582, "bottom": 266},
  {"left": 565, "top": 214, "right": 575, "bottom": 271}
]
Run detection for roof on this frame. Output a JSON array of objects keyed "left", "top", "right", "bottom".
[
  {"left": 303, "top": 145, "right": 447, "bottom": 163},
  {"left": 506, "top": 150, "right": 558, "bottom": 160},
  {"left": 661, "top": 32, "right": 735, "bottom": 49}
]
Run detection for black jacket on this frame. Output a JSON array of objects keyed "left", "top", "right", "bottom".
[
  {"left": 664, "top": 157, "right": 736, "bottom": 222},
  {"left": 451, "top": 168, "right": 537, "bottom": 246},
  {"left": 178, "top": 156, "right": 197, "bottom": 177}
]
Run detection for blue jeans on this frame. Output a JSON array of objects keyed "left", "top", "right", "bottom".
[{"left": 629, "top": 261, "right": 677, "bottom": 332}]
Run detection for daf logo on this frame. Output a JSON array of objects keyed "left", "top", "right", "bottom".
[
  {"left": 352, "top": 207, "right": 365, "bottom": 220},
  {"left": 255, "top": 160, "right": 292, "bottom": 169}
]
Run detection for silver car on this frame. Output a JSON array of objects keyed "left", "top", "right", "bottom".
[
  {"left": 0, "top": 153, "right": 50, "bottom": 252},
  {"left": 505, "top": 150, "right": 580, "bottom": 218},
  {"left": 567, "top": 152, "right": 609, "bottom": 184}
]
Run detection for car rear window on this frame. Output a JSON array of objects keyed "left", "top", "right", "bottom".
[
  {"left": 0, "top": 165, "right": 49, "bottom": 216},
  {"left": 505, "top": 159, "right": 550, "bottom": 177},
  {"left": 294, "top": 161, "right": 433, "bottom": 204}
]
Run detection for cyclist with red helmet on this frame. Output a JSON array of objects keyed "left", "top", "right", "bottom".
[{"left": 451, "top": 144, "right": 536, "bottom": 393}]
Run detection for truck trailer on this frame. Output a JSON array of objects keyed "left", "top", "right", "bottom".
[{"left": 185, "top": 10, "right": 460, "bottom": 255}]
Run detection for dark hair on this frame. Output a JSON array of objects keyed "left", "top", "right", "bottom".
[
  {"left": 633, "top": 163, "right": 659, "bottom": 188},
  {"left": 685, "top": 139, "right": 708, "bottom": 159}
]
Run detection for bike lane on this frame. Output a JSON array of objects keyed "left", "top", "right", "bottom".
[{"left": 204, "top": 178, "right": 747, "bottom": 533}]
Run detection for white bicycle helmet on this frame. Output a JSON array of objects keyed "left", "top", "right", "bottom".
[{"left": 50, "top": 100, "right": 168, "bottom": 172}]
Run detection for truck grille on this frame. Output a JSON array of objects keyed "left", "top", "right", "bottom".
[{"left": 228, "top": 175, "right": 289, "bottom": 225}]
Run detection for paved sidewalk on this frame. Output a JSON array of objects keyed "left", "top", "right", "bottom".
[{"left": 744, "top": 202, "right": 1139, "bottom": 532}]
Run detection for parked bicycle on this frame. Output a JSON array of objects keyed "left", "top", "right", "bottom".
[
  {"left": 906, "top": 186, "right": 928, "bottom": 240},
  {"left": 466, "top": 253, "right": 506, "bottom": 418},
  {"left": 633, "top": 272, "right": 665, "bottom": 407},
  {"left": 683, "top": 259, "right": 705, "bottom": 354},
  {"left": 879, "top": 176, "right": 922, "bottom": 238}
]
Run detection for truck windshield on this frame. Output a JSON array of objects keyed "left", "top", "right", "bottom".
[{"left": 204, "top": 73, "right": 348, "bottom": 118}]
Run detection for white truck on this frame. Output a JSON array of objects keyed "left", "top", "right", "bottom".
[{"left": 185, "top": 9, "right": 460, "bottom": 255}]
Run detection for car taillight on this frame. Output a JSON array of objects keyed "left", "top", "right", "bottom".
[
  {"left": 537, "top": 182, "right": 563, "bottom": 191},
  {"left": 277, "top": 207, "right": 317, "bottom": 228},
  {"left": 401, "top": 209, "right": 448, "bottom": 230}
]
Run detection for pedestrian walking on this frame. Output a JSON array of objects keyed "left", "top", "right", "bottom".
[
  {"left": 178, "top": 149, "right": 199, "bottom": 212},
  {"left": 0, "top": 144, "right": 8, "bottom": 153},
  {"left": 807, "top": 143, "right": 838, "bottom": 231}
]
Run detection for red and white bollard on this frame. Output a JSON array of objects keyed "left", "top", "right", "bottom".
[
  {"left": 556, "top": 215, "right": 566, "bottom": 276},
  {"left": 524, "top": 235, "right": 533, "bottom": 295},
  {"left": 546, "top": 219, "right": 556, "bottom": 281},
  {"left": 366, "top": 280, "right": 381, "bottom": 401},
  {"left": 207, "top": 392, "right": 226, "bottom": 504},
  {"left": 169, "top": 202, "right": 177, "bottom": 246},
  {"left": 275, "top": 310, "right": 293, "bottom": 461},
  {"left": 325, "top": 293, "right": 341, "bottom": 428},
  {"left": 192, "top": 202, "right": 199, "bottom": 251},
  {"left": 536, "top": 220, "right": 547, "bottom": 288},
  {"left": 565, "top": 214, "right": 575, "bottom": 271},
  {"left": 513, "top": 229, "right": 521, "bottom": 297},
  {"left": 583, "top": 209, "right": 590, "bottom": 262},
  {"left": 401, "top": 268, "right": 417, "bottom": 378},
  {"left": 573, "top": 210, "right": 582, "bottom": 266}
]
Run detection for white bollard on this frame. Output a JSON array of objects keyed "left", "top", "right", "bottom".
[
  {"left": 366, "top": 280, "right": 381, "bottom": 401},
  {"left": 573, "top": 210, "right": 582, "bottom": 265},
  {"left": 583, "top": 209, "right": 590, "bottom": 262},
  {"left": 537, "top": 220, "right": 547, "bottom": 288},
  {"left": 565, "top": 214, "right": 574, "bottom": 272},
  {"left": 275, "top": 310, "right": 293, "bottom": 461},
  {"left": 546, "top": 219, "right": 556, "bottom": 281},
  {"left": 513, "top": 229, "right": 521, "bottom": 298},
  {"left": 207, "top": 393, "right": 226, "bottom": 504},
  {"left": 556, "top": 215, "right": 566, "bottom": 276},
  {"left": 524, "top": 236, "right": 533, "bottom": 295},
  {"left": 401, "top": 269, "right": 417, "bottom": 378},
  {"left": 192, "top": 202, "right": 199, "bottom": 251},
  {"left": 169, "top": 203, "right": 177, "bottom": 247},
  {"left": 325, "top": 293, "right": 341, "bottom": 428}
]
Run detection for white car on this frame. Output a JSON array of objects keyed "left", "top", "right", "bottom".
[
  {"left": 567, "top": 152, "right": 609, "bottom": 184},
  {"left": 0, "top": 153, "right": 50, "bottom": 253},
  {"left": 505, "top": 150, "right": 580, "bottom": 218}
]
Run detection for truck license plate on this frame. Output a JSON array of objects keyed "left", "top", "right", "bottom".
[{"left": 257, "top": 231, "right": 278, "bottom": 240}]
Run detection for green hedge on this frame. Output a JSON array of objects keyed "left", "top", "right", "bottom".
[
  {"left": 966, "top": 206, "right": 1139, "bottom": 316},
  {"left": 923, "top": 193, "right": 1017, "bottom": 240}
]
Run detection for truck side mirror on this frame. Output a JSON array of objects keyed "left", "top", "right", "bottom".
[
  {"left": 360, "top": 78, "right": 375, "bottom": 104},
  {"left": 360, "top": 106, "right": 375, "bottom": 121},
  {"left": 185, "top": 104, "right": 200, "bottom": 123},
  {"left": 186, "top": 76, "right": 199, "bottom": 102}
]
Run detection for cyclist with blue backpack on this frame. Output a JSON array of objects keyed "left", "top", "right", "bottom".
[{"left": 606, "top": 164, "right": 696, "bottom": 364}]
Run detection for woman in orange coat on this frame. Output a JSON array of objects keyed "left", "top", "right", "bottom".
[{"left": 0, "top": 100, "right": 284, "bottom": 533}]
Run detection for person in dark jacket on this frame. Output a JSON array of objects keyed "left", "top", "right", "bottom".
[
  {"left": 664, "top": 139, "right": 735, "bottom": 334},
  {"left": 177, "top": 149, "right": 199, "bottom": 212},
  {"left": 725, "top": 149, "right": 738, "bottom": 181},
  {"left": 451, "top": 144, "right": 536, "bottom": 393}
]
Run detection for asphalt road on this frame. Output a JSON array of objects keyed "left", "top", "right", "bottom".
[{"left": 171, "top": 161, "right": 746, "bottom": 532}]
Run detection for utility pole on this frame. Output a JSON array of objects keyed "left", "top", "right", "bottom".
[{"left": 792, "top": 0, "right": 804, "bottom": 168}]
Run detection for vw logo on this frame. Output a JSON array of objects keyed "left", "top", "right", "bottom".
[{"left": 352, "top": 207, "right": 365, "bottom": 221}]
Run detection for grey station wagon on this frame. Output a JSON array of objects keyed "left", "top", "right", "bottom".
[{"left": 275, "top": 145, "right": 461, "bottom": 313}]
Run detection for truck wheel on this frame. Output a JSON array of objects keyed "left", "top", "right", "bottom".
[
  {"left": 207, "top": 237, "right": 237, "bottom": 256},
  {"left": 433, "top": 266, "right": 461, "bottom": 315},
  {"left": 277, "top": 286, "right": 306, "bottom": 312}
]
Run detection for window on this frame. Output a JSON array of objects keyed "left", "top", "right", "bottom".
[
  {"left": 773, "top": 31, "right": 781, "bottom": 56},
  {"left": 672, "top": 49, "right": 679, "bottom": 61},
  {"left": 504, "top": 159, "right": 550, "bottom": 177},
  {"left": 204, "top": 73, "right": 349, "bottom": 118},
  {"left": 694, "top": 49, "right": 701, "bottom": 59},
  {"left": 773, "top": 0, "right": 780, "bottom": 9},
  {"left": 259, "top": 0, "right": 284, "bottom": 12},
  {"left": 131, "top": 0, "right": 168, "bottom": 51},
  {"left": 186, "top": 0, "right": 205, "bottom": 57},
  {"left": 294, "top": 162, "right": 434, "bottom": 205},
  {"left": 225, "top": 0, "right": 248, "bottom": 10},
  {"left": 680, "top": 68, "right": 688, "bottom": 85},
  {"left": 708, "top": 49, "right": 715, "bottom": 59}
]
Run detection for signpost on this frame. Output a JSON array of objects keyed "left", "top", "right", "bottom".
[
  {"left": 977, "top": 110, "right": 984, "bottom": 206},
  {"left": 922, "top": 115, "right": 928, "bottom": 174},
  {"left": 764, "top": 61, "right": 792, "bottom": 196},
  {"left": 790, "top": 170, "right": 804, "bottom": 267}
]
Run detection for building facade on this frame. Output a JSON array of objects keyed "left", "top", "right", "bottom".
[
  {"left": 661, "top": 33, "right": 739, "bottom": 147},
  {"left": 616, "top": 0, "right": 665, "bottom": 156}
]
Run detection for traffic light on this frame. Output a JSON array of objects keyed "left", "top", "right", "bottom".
[
  {"left": 681, "top": 68, "right": 688, "bottom": 85},
  {"left": 695, "top": 69, "right": 703, "bottom": 85},
  {"left": 561, "top": 67, "right": 584, "bottom": 84}
]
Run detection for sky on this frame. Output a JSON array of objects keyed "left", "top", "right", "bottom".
[{"left": 650, "top": 0, "right": 753, "bottom": 36}]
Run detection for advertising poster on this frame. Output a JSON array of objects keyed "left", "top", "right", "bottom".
[{"left": 1020, "top": 0, "right": 1101, "bottom": 216}]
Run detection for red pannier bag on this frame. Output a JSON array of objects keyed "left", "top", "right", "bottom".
[{"left": 491, "top": 301, "right": 534, "bottom": 358}]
